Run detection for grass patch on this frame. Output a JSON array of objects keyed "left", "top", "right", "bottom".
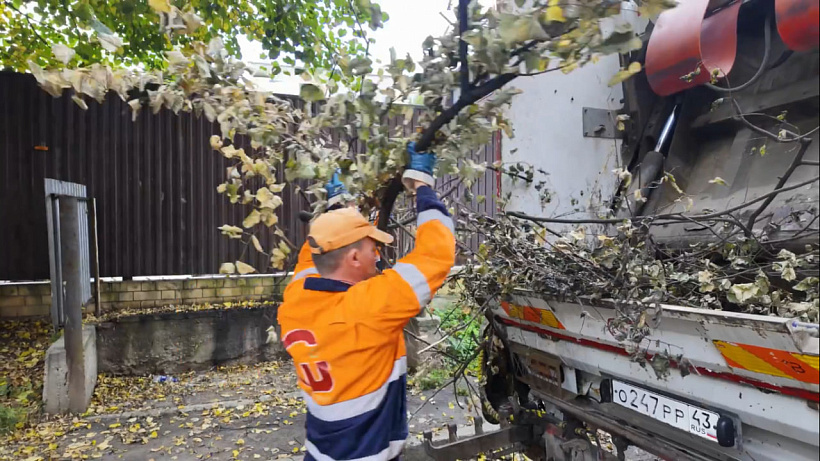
[
  {"left": 0, "top": 404, "right": 26, "bottom": 435},
  {"left": 431, "top": 300, "right": 483, "bottom": 375},
  {"left": 410, "top": 297, "right": 485, "bottom": 393},
  {"left": 415, "top": 368, "right": 450, "bottom": 391}
]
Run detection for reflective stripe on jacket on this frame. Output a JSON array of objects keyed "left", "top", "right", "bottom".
[{"left": 277, "top": 186, "right": 456, "bottom": 461}]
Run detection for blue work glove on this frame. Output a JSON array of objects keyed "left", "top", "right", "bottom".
[
  {"left": 325, "top": 169, "right": 349, "bottom": 209},
  {"left": 402, "top": 142, "right": 436, "bottom": 190}
]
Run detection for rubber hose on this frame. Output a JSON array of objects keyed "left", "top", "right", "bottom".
[{"left": 705, "top": 13, "right": 772, "bottom": 93}]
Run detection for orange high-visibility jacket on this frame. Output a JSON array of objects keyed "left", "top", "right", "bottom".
[{"left": 277, "top": 186, "right": 456, "bottom": 461}]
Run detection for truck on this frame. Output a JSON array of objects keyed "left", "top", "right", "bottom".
[{"left": 422, "top": 0, "right": 819, "bottom": 459}]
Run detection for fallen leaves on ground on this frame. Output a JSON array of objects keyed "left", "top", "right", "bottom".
[
  {"left": 0, "top": 319, "right": 53, "bottom": 435},
  {"left": 1, "top": 359, "right": 305, "bottom": 460}
]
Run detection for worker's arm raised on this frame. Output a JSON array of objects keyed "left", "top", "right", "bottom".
[
  {"left": 354, "top": 145, "right": 456, "bottom": 330},
  {"left": 291, "top": 242, "right": 318, "bottom": 283}
]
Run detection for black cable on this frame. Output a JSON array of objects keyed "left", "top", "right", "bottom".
[
  {"left": 705, "top": 13, "right": 771, "bottom": 93},
  {"left": 767, "top": 49, "right": 793, "bottom": 70}
]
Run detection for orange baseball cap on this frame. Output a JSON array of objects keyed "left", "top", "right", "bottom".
[{"left": 308, "top": 208, "right": 394, "bottom": 254}]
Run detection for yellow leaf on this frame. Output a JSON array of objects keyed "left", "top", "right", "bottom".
[
  {"left": 261, "top": 210, "right": 279, "bottom": 227},
  {"left": 270, "top": 249, "right": 287, "bottom": 270},
  {"left": 149, "top": 0, "right": 172, "bottom": 13},
  {"left": 235, "top": 261, "right": 256, "bottom": 275},
  {"left": 236, "top": 439, "right": 245, "bottom": 446},
  {"left": 708, "top": 177, "right": 728, "bottom": 186},
  {"left": 251, "top": 235, "right": 264, "bottom": 253},
  {"left": 243, "top": 210, "right": 261, "bottom": 229},
  {"left": 219, "top": 262, "right": 236, "bottom": 275},
  {"left": 608, "top": 62, "right": 642, "bottom": 86},
  {"left": 108, "top": 423, "right": 121, "bottom": 429},
  {"left": 545, "top": 0, "right": 566, "bottom": 22},
  {"left": 219, "top": 225, "right": 243, "bottom": 239}
]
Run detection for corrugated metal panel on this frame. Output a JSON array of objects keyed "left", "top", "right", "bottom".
[
  {"left": 0, "top": 72, "right": 497, "bottom": 280},
  {"left": 43, "top": 179, "right": 91, "bottom": 326}
]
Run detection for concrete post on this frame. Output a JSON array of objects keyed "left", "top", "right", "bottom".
[{"left": 59, "top": 196, "right": 86, "bottom": 413}]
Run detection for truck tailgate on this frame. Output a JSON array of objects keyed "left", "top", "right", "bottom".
[{"left": 493, "top": 292, "right": 819, "bottom": 460}]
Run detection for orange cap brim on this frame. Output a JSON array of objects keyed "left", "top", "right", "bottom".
[{"left": 309, "top": 225, "right": 394, "bottom": 254}]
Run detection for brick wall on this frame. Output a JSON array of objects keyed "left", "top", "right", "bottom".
[
  {"left": 0, "top": 284, "right": 52, "bottom": 317},
  {"left": 0, "top": 276, "right": 288, "bottom": 318}
]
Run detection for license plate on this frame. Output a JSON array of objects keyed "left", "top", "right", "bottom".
[{"left": 612, "top": 380, "right": 721, "bottom": 442}]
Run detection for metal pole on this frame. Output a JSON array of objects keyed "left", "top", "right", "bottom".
[
  {"left": 90, "top": 198, "right": 102, "bottom": 317},
  {"left": 59, "top": 197, "right": 86, "bottom": 413},
  {"left": 51, "top": 196, "right": 64, "bottom": 329}
]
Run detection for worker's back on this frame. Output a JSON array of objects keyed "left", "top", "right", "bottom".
[
  {"left": 278, "top": 277, "right": 409, "bottom": 459},
  {"left": 278, "top": 183, "right": 456, "bottom": 460}
]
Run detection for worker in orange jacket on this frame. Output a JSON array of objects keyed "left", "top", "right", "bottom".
[{"left": 277, "top": 143, "right": 456, "bottom": 460}]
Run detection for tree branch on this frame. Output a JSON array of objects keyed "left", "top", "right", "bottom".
[
  {"left": 745, "top": 139, "right": 813, "bottom": 234},
  {"left": 731, "top": 98, "right": 820, "bottom": 143},
  {"left": 458, "top": 0, "right": 470, "bottom": 93},
  {"left": 6, "top": 1, "right": 48, "bottom": 46},
  {"left": 506, "top": 175, "right": 820, "bottom": 225},
  {"left": 377, "top": 71, "right": 518, "bottom": 233}
]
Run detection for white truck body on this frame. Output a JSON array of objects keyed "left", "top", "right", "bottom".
[{"left": 491, "top": 0, "right": 820, "bottom": 459}]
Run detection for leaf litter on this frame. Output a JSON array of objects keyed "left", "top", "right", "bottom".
[{"left": 1, "top": 320, "right": 307, "bottom": 460}]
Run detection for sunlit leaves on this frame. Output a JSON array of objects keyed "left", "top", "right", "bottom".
[
  {"left": 1, "top": 0, "right": 382, "bottom": 73},
  {"left": 51, "top": 44, "right": 75, "bottom": 65},
  {"left": 270, "top": 242, "right": 291, "bottom": 270},
  {"left": 794, "top": 277, "right": 818, "bottom": 292},
  {"left": 728, "top": 283, "right": 759, "bottom": 304},
  {"left": 219, "top": 262, "right": 236, "bottom": 274},
  {"left": 256, "top": 188, "right": 283, "bottom": 211},
  {"left": 299, "top": 83, "right": 325, "bottom": 102},
  {"left": 608, "top": 62, "right": 642, "bottom": 87},
  {"left": 544, "top": 0, "right": 566, "bottom": 23},
  {"left": 498, "top": 13, "right": 548, "bottom": 46},
  {"left": 243, "top": 210, "right": 262, "bottom": 229},
  {"left": 235, "top": 261, "right": 256, "bottom": 275},
  {"left": 219, "top": 225, "right": 243, "bottom": 239},
  {"left": 24, "top": 0, "right": 679, "bottom": 275},
  {"left": 148, "top": 0, "right": 172, "bottom": 14}
]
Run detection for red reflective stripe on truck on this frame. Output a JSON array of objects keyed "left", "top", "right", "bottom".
[
  {"left": 498, "top": 316, "right": 820, "bottom": 403},
  {"left": 715, "top": 340, "right": 820, "bottom": 385},
  {"left": 500, "top": 301, "right": 565, "bottom": 330}
]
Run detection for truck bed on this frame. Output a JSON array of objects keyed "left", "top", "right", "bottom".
[{"left": 492, "top": 292, "right": 819, "bottom": 460}]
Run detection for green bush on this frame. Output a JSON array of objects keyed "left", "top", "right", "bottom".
[
  {"left": 415, "top": 368, "right": 450, "bottom": 391},
  {"left": 432, "top": 302, "right": 483, "bottom": 375},
  {"left": 0, "top": 404, "right": 26, "bottom": 435}
]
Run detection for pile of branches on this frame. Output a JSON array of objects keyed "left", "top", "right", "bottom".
[
  {"left": 442, "top": 118, "right": 820, "bottom": 344},
  {"left": 450, "top": 211, "right": 818, "bottom": 337}
]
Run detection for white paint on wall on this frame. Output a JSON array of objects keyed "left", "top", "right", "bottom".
[
  {"left": 501, "top": 1, "right": 649, "bottom": 232},
  {"left": 501, "top": 55, "right": 625, "bottom": 226}
]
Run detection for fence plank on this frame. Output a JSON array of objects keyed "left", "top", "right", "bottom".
[{"left": 0, "top": 72, "right": 497, "bottom": 280}]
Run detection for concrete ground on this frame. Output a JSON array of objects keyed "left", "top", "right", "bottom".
[{"left": 0, "top": 360, "right": 657, "bottom": 461}]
